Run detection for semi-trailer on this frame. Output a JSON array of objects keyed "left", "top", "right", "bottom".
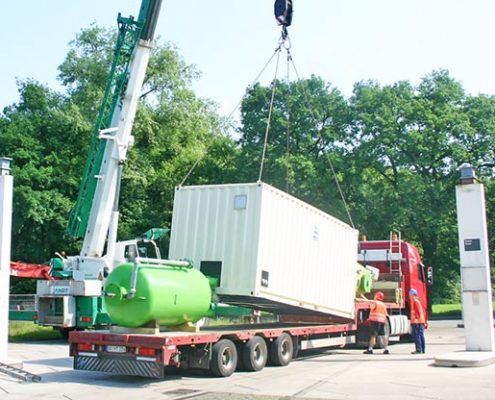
[{"left": 69, "top": 234, "right": 430, "bottom": 378}]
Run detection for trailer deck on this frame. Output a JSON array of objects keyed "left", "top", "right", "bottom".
[{"left": 69, "top": 321, "right": 360, "bottom": 378}]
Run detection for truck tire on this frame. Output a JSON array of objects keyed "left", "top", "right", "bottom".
[
  {"left": 242, "top": 336, "right": 268, "bottom": 371},
  {"left": 376, "top": 320, "right": 390, "bottom": 349},
  {"left": 269, "top": 333, "right": 293, "bottom": 366},
  {"left": 56, "top": 327, "right": 75, "bottom": 340},
  {"left": 210, "top": 339, "right": 238, "bottom": 377},
  {"left": 400, "top": 334, "right": 413, "bottom": 342}
]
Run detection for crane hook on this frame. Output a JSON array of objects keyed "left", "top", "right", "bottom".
[
  {"left": 274, "top": 0, "right": 293, "bottom": 27},
  {"left": 274, "top": 0, "right": 293, "bottom": 40}
]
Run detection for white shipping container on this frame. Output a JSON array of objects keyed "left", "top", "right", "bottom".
[{"left": 169, "top": 182, "right": 358, "bottom": 320}]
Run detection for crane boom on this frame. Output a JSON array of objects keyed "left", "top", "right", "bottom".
[{"left": 66, "top": 0, "right": 162, "bottom": 279}]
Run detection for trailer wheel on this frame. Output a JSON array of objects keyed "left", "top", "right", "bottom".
[
  {"left": 356, "top": 325, "right": 370, "bottom": 348},
  {"left": 269, "top": 333, "right": 293, "bottom": 366},
  {"left": 242, "top": 336, "right": 268, "bottom": 371},
  {"left": 210, "top": 339, "right": 238, "bottom": 377}
]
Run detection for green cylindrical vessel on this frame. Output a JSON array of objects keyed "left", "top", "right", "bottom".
[
  {"left": 104, "top": 262, "right": 212, "bottom": 328},
  {"left": 355, "top": 264, "right": 373, "bottom": 296}
]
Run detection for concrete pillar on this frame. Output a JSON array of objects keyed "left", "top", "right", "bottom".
[
  {"left": 455, "top": 164, "right": 495, "bottom": 352},
  {"left": 0, "top": 157, "right": 13, "bottom": 361}
]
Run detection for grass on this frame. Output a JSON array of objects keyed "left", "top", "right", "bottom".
[
  {"left": 432, "top": 303, "right": 462, "bottom": 316},
  {"left": 8, "top": 321, "right": 63, "bottom": 342},
  {"left": 431, "top": 302, "right": 495, "bottom": 318}
]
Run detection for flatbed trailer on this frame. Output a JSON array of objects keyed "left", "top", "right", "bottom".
[
  {"left": 69, "top": 301, "right": 410, "bottom": 379},
  {"left": 69, "top": 236, "right": 430, "bottom": 379}
]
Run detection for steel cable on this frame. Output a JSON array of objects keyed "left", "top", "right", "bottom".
[
  {"left": 179, "top": 41, "right": 285, "bottom": 187},
  {"left": 287, "top": 53, "right": 355, "bottom": 228}
]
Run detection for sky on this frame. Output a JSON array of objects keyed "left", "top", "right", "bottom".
[{"left": 1, "top": 0, "right": 495, "bottom": 117}]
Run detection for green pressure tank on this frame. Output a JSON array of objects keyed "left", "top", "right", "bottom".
[
  {"left": 104, "top": 262, "right": 212, "bottom": 328},
  {"left": 356, "top": 264, "right": 373, "bottom": 296}
]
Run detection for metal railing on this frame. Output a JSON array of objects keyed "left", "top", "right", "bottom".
[{"left": 9, "top": 294, "right": 35, "bottom": 311}]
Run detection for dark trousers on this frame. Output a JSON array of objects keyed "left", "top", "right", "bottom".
[{"left": 411, "top": 323, "right": 425, "bottom": 353}]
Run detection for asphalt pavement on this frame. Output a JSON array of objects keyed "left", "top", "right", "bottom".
[{"left": 1, "top": 320, "right": 494, "bottom": 400}]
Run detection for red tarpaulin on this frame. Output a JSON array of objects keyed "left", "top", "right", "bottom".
[{"left": 10, "top": 261, "right": 52, "bottom": 280}]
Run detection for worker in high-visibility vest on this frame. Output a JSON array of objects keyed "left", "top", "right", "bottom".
[
  {"left": 409, "top": 288, "right": 426, "bottom": 354},
  {"left": 363, "top": 291, "right": 390, "bottom": 354}
]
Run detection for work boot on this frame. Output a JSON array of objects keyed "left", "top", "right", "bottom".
[{"left": 363, "top": 349, "right": 373, "bottom": 354}]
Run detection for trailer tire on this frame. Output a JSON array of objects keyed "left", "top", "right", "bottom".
[
  {"left": 269, "top": 333, "right": 293, "bottom": 366},
  {"left": 356, "top": 325, "right": 370, "bottom": 348},
  {"left": 210, "top": 339, "right": 238, "bottom": 377},
  {"left": 242, "top": 336, "right": 268, "bottom": 372}
]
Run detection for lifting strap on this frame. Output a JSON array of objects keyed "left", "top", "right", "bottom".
[
  {"left": 178, "top": 43, "right": 283, "bottom": 187},
  {"left": 178, "top": 1, "right": 354, "bottom": 228},
  {"left": 180, "top": 2, "right": 296, "bottom": 188},
  {"left": 258, "top": 43, "right": 283, "bottom": 182}
]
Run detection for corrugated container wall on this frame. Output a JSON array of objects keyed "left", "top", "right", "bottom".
[{"left": 169, "top": 182, "right": 358, "bottom": 320}]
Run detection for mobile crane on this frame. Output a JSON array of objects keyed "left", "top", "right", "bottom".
[{"left": 35, "top": 0, "right": 165, "bottom": 335}]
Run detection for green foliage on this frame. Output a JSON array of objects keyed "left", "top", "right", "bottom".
[
  {"left": 3, "top": 23, "right": 495, "bottom": 304},
  {"left": 58, "top": 25, "right": 116, "bottom": 118},
  {"left": 9, "top": 278, "right": 37, "bottom": 294},
  {"left": 1, "top": 81, "right": 87, "bottom": 263},
  {"left": 344, "top": 71, "right": 495, "bottom": 302}
]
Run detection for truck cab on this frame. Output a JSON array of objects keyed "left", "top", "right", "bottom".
[{"left": 358, "top": 234, "right": 432, "bottom": 320}]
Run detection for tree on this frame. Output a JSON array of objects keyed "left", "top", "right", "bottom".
[
  {"left": 1, "top": 25, "right": 236, "bottom": 291},
  {"left": 0, "top": 81, "right": 89, "bottom": 263},
  {"left": 347, "top": 70, "right": 495, "bottom": 302},
  {"left": 54, "top": 25, "right": 235, "bottom": 253}
]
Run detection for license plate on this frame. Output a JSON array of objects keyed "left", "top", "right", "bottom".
[
  {"left": 51, "top": 286, "right": 70, "bottom": 295},
  {"left": 105, "top": 345, "right": 127, "bottom": 353}
]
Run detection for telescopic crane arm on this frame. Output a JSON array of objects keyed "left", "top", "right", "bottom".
[
  {"left": 65, "top": 0, "right": 292, "bottom": 280},
  {"left": 66, "top": 0, "right": 162, "bottom": 280}
]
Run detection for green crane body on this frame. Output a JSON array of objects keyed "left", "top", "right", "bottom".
[{"left": 67, "top": 4, "right": 152, "bottom": 238}]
